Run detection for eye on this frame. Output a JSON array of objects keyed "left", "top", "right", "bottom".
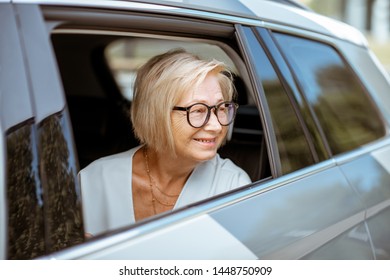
[
  {"left": 218, "top": 103, "right": 231, "bottom": 113},
  {"left": 218, "top": 105, "right": 227, "bottom": 112},
  {"left": 190, "top": 105, "right": 207, "bottom": 115}
]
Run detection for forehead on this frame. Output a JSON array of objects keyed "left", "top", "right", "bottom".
[{"left": 179, "top": 74, "right": 223, "bottom": 105}]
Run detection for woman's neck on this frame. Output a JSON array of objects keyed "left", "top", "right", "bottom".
[{"left": 143, "top": 146, "right": 195, "bottom": 193}]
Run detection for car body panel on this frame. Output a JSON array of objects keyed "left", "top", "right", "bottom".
[
  {"left": 365, "top": 207, "right": 390, "bottom": 259},
  {"left": 210, "top": 165, "right": 373, "bottom": 259},
  {"left": 338, "top": 142, "right": 390, "bottom": 259},
  {"left": 15, "top": 4, "right": 66, "bottom": 122},
  {"left": 0, "top": 4, "right": 34, "bottom": 131},
  {"left": 54, "top": 214, "right": 258, "bottom": 259}
]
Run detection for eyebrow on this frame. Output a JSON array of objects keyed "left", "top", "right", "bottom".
[{"left": 181, "top": 98, "right": 226, "bottom": 106}]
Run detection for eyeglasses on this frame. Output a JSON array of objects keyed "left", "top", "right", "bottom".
[{"left": 173, "top": 101, "right": 239, "bottom": 128}]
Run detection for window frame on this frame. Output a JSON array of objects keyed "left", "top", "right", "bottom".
[{"left": 45, "top": 6, "right": 277, "bottom": 238}]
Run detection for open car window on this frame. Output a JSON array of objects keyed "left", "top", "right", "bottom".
[{"left": 51, "top": 29, "right": 271, "bottom": 238}]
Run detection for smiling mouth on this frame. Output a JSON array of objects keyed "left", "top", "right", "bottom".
[{"left": 194, "top": 138, "right": 216, "bottom": 143}]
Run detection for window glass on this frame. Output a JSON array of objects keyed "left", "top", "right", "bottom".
[
  {"left": 242, "top": 27, "right": 315, "bottom": 174},
  {"left": 6, "top": 122, "right": 45, "bottom": 259},
  {"left": 273, "top": 33, "right": 385, "bottom": 154},
  {"left": 6, "top": 111, "right": 84, "bottom": 259},
  {"left": 38, "top": 112, "right": 84, "bottom": 253},
  {"left": 265, "top": 77, "right": 316, "bottom": 173}
]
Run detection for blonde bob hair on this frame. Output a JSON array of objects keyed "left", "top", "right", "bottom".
[{"left": 131, "top": 48, "right": 235, "bottom": 155}]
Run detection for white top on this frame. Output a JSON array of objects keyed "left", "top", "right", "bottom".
[{"left": 79, "top": 145, "right": 251, "bottom": 235}]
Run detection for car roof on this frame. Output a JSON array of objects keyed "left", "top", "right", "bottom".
[
  {"left": 126, "top": 0, "right": 310, "bottom": 20},
  {"left": 12, "top": 0, "right": 368, "bottom": 46},
  {"left": 129, "top": 0, "right": 366, "bottom": 46}
]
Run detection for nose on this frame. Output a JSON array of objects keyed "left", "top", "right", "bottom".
[{"left": 204, "top": 109, "right": 222, "bottom": 131}]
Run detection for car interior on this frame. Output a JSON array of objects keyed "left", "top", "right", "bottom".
[{"left": 51, "top": 31, "right": 271, "bottom": 182}]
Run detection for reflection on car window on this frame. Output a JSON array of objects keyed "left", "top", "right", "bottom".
[
  {"left": 6, "top": 122, "right": 45, "bottom": 259},
  {"left": 38, "top": 112, "right": 84, "bottom": 253},
  {"left": 242, "top": 27, "right": 315, "bottom": 174},
  {"left": 274, "top": 33, "right": 385, "bottom": 155},
  {"left": 6, "top": 112, "right": 84, "bottom": 259}
]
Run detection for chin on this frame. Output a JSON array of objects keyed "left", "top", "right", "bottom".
[{"left": 196, "top": 150, "right": 218, "bottom": 162}]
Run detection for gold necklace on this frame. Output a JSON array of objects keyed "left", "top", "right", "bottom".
[{"left": 143, "top": 147, "right": 179, "bottom": 210}]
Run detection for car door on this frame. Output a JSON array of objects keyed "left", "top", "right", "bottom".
[
  {"left": 209, "top": 26, "right": 374, "bottom": 259},
  {"left": 323, "top": 37, "right": 390, "bottom": 260},
  {"left": 36, "top": 2, "right": 268, "bottom": 259},
  {"left": 263, "top": 26, "right": 389, "bottom": 259},
  {"left": 39, "top": 1, "right": 374, "bottom": 258},
  {"left": 337, "top": 146, "right": 390, "bottom": 260}
]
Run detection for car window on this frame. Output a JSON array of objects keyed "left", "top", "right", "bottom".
[
  {"left": 6, "top": 122, "right": 45, "bottom": 259},
  {"left": 51, "top": 30, "right": 271, "bottom": 235},
  {"left": 5, "top": 112, "right": 84, "bottom": 259},
  {"left": 273, "top": 33, "right": 386, "bottom": 155},
  {"left": 240, "top": 27, "right": 316, "bottom": 174},
  {"left": 37, "top": 112, "right": 84, "bottom": 253}
]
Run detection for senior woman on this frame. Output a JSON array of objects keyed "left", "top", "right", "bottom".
[{"left": 79, "top": 49, "right": 251, "bottom": 236}]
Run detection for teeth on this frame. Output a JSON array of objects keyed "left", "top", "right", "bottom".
[{"left": 196, "top": 139, "right": 213, "bottom": 143}]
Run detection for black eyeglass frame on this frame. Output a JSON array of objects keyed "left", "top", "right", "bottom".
[{"left": 172, "top": 101, "right": 239, "bottom": 128}]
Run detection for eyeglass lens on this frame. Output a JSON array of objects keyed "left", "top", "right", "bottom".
[{"left": 188, "top": 102, "right": 236, "bottom": 128}]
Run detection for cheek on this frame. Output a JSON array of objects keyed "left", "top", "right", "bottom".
[
  {"left": 220, "top": 127, "right": 229, "bottom": 141},
  {"left": 222, "top": 126, "right": 228, "bottom": 136},
  {"left": 171, "top": 114, "right": 194, "bottom": 139}
]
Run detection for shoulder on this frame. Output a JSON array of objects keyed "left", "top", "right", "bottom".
[
  {"left": 200, "top": 154, "right": 252, "bottom": 184},
  {"left": 188, "top": 154, "right": 251, "bottom": 197},
  {"left": 208, "top": 154, "right": 247, "bottom": 174},
  {"left": 80, "top": 145, "right": 141, "bottom": 175},
  {"left": 79, "top": 147, "right": 139, "bottom": 235}
]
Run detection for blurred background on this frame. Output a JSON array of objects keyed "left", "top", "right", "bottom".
[{"left": 297, "top": 0, "right": 390, "bottom": 73}]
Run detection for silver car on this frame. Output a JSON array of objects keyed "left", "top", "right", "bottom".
[{"left": 1, "top": 0, "right": 390, "bottom": 260}]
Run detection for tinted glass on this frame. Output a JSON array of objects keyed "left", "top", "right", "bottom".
[
  {"left": 38, "top": 112, "right": 84, "bottom": 253},
  {"left": 242, "top": 27, "right": 315, "bottom": 174},
  {"left": 6, "top": 112, "right": 84, "bottom": 259},
  {"left": 274, "top": 33, "right": 385, "bottom": 155},
  {"left": 6, "top": 122, "right": 45, "bottom": 259}
]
